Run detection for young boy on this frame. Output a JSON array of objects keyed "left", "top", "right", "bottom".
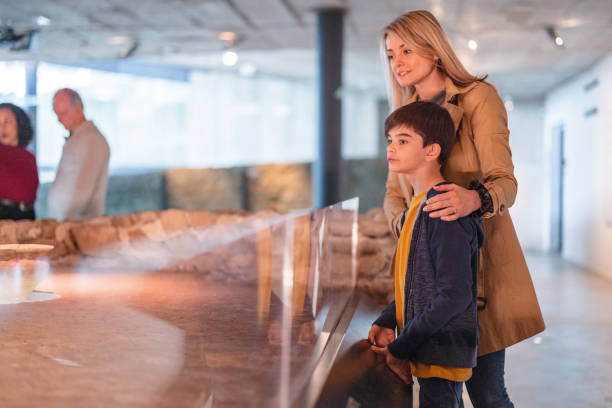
[{"left": 368, "top": 102, "right": 484, "bottom": 407}]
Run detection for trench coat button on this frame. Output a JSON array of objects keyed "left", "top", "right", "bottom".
[{"left": 500, "top": 204, "right": 506, "bottom": 212}]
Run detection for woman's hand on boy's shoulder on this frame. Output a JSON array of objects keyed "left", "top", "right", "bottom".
[
  {"left": 371, "top": 345, "right": 413, "bottom": 384},
  {"left": 424, "top": 183, "right": 481, "bottom": 221}
]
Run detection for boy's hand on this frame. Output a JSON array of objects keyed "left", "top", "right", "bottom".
[
  {"left": 424, "top": 183, "right": 481, "bottom": 221},
  {"left": 297, "top": 320, "right": 316, "bottom": 345},
  {"left": 368, "top": 324, "right": 395, "bottom": 347},
  {"left": 267, "top": 321, "right": 282, "bottom": 345},
  {"left": 371, "top": 345, "right": 413, "bottom": 385}
]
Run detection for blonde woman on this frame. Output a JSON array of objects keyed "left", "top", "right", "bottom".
[{"left": 369, "top": 10, "right": 545, "bottom": 407}]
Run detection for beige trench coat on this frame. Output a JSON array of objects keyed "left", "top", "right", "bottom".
[{"left": 384, "top": 77, "right": 546, "bottom": 356}]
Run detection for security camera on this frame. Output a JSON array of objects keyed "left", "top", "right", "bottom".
[{"left": 0, "top": 26, "right": 38, "bottom": 51}]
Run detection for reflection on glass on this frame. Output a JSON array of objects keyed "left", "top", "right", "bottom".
[
  {"left": 252, "top": 199, "right": 359, "bottom": 406},
  {"left": 0, "top": 199, "right": 358, "bottom": 407},
  {"left": 0, "top": 244, "right": 53, "bottom": 304}
]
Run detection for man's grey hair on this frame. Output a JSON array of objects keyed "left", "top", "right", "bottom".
[{"left": 54, "top": 88, "right": 83, "bottom": 108}]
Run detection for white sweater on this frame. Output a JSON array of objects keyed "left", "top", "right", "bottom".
[{"left": 47, "top": 120, "right": 110, "bottom": 220}]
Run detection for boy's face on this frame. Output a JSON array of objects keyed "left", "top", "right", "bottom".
[{"left": 386, "top": 125, "right": 438, "bottom": 174}]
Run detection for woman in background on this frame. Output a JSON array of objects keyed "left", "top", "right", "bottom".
[
  {"left": 0, "top": 102, "right": 39, "bottom": 220},
  {"left": 369, "top": 10, "right": 545, "bottom": 407}
]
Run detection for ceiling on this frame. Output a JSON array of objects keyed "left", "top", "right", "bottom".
[{"left": 1, "top": 0, "right": 612, "bottom": 99}]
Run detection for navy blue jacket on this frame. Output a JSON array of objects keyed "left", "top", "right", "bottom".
[{"left": 374, "top": 185, "right": 484, "bottom": 368}]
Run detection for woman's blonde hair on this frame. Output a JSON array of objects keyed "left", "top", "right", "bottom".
[{"left": 381, "top": 10, "right": 486, "bottom": 109}]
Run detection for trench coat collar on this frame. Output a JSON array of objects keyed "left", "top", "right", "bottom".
[
  {"left": 408, "top": 76, "right": 479, "bottom": 132},
  {"left": 444, "top": 76, "right": 479, "bottom": 100},
  {"left": 443, "top": 77, "right": 474, "bottom": 133}
]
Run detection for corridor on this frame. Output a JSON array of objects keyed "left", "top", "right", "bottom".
[{"left": 476, "top": 253, "right": 612, "bottom": 408}]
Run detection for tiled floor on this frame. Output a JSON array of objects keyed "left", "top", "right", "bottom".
[
  {"left": 321, "top": 252, "right": 612, "bottom": 408},
  {"left": 486, "top": 252, "right": 612, "bottom": 408}
]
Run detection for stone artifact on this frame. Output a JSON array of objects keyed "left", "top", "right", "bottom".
[{"left": 0, "top": 207, "right": 394, "bottom": 305}]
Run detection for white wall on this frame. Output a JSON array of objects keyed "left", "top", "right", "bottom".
[
  {"left": 507, "top": 100, "right": 547, "bottom": 251},
  {"left": 544, "top": 53, "right": 612, "bottom": 280}
]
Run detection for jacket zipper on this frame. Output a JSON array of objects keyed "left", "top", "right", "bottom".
[{"left": 403, "top": 208, "right": 424, "bottom": 327}]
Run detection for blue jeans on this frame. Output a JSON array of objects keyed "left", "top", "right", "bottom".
[
  {"left": 462, "top": 349, "right": 514, "bottom": 408},
  {"left": 418, "top": 377, "right": 463, "bottom": 408}
]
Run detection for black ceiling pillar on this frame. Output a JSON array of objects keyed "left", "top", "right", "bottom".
[{"left": 313, "top": 8, "right": 344, "bottom": 208}]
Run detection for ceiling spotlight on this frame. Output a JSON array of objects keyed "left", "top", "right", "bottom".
[
  {"left": 35, "top": 16, "right": 51, "bottom": 26},
  {"left": 546, "top": 26, "right": 564, "bottom": 48},
  {"left": 222, "top": 50, "right": 238, "bottom": 67},
  {"left": 119, "top": 39, "right": 140, "bottom": 58},
  {"left": 468, "top": 39, "right": 478, "bottom": 51}
]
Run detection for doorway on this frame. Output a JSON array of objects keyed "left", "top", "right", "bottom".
[{"left": 550, "top": 124, "right": 565, "bottom": 253}]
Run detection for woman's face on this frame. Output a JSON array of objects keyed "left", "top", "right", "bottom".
[
  {"left": 0, "top": 108, "right": 19, "bottom": 147},
  {"left": 385, "top": 32, "right": 437, "bottom": 89}
]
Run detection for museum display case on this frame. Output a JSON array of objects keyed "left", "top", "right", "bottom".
[{"left": 0, "top": 198, "right": 410, "bottom": 407}]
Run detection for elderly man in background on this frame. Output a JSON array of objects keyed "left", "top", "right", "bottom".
[{"left": 47, "top": 88, "right": 110, "bottom": 220}]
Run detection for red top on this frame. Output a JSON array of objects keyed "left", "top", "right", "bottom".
[{"left": 0, "top": 144, "right": 39, "bottom": 204}]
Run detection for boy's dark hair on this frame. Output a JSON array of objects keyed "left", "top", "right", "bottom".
[
  {"left": 0, "top": 102, "right": 34, "bottom": 148},
  {"left": 384, "top": 101, "right": 455, "bottom": 165}
]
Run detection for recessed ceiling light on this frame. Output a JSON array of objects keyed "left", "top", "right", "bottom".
[
  {"left": 468, "top": 40, "right": 478, "bottom": 51},
  {"left": 218, "top": 32, "right": 236, "bottom": 42},
  {"left": 106, "top": 35, "right": 130, "bottom": 45},
  {"left": 560, "top": 18, "right": 581, "bottom": 28},
  {"left": 554, "top": 36, "right": 564, "bottom": 46},
  {"left": 222, "top": 50, "right": 238, "bottom": 66},
  {"left": 504, "top": 5, "right": 533, "bottom": 23},
  {"left": 36, "top": 16, "right": 51, "bottom": 26},
  {"left": 218, "top": 31, "right": 238, "bottom": 46}
]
